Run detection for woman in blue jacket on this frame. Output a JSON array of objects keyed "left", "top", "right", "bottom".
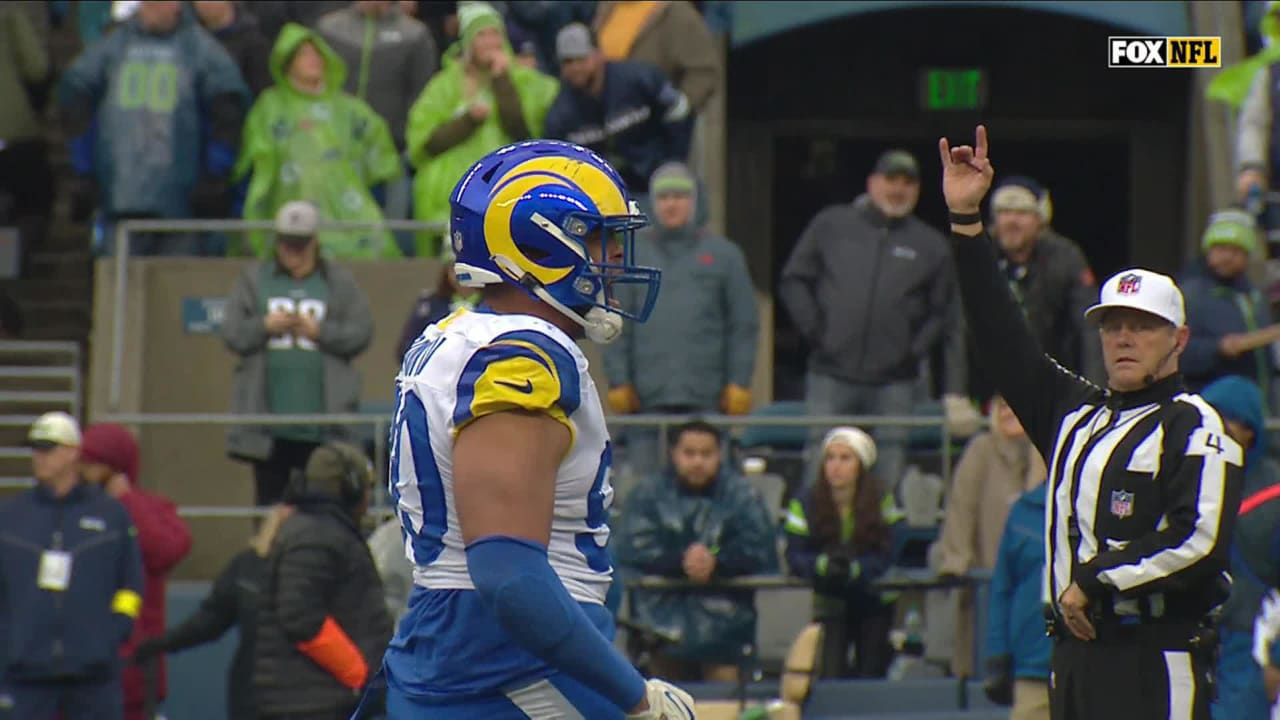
[
  {"left": 984, "top": 482, "right": 1052, "bottom": 720},
  {"left": 784, "top": 426, "right": 894, "bottom": 678}
]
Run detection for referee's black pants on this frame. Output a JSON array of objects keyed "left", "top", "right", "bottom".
[{"left": 1050, "top": 622, "right": 1214, "bottom": 720}]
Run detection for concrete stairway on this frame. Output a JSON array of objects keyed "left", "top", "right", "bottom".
[{"left": 0, "top": 340, "right": 82, "bottom": 492}]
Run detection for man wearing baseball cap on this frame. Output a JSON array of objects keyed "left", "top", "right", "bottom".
[
  {"left": 222, "top": 199, "right": 374, "bottom": 507},
  {"left": 0, "top": 412, "right": 144, "bottom": 719},
  {"left": 26, "top": 411, "right": 83, "bottom": 488},
  {"left": 544, "top": 21, "right": 694, "bottom": 196},
  {"left": 781, "top": 146, "right": 976, "bottom": 499},
  {"left": 943, "top": 126, "right": 1239, "bottom": 719}
]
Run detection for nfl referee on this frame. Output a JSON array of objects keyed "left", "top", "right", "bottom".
[{"left": 940, "top": 126, "right": 1243, "bottom": 720}]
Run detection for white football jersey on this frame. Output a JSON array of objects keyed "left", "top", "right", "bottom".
[{"left": 389, "top": 308, "right": 614, "bottom": 605}]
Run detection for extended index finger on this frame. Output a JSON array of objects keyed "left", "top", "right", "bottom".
[
  {"left": 975, "top": 125, "right": 989, "bottom": 161},
  {"left": 938, "top": 136, "right": 953, "bottom": 168}
]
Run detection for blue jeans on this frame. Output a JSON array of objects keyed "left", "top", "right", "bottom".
[{"left": 802, "top": 371, "right": 914, "bottom": 494}]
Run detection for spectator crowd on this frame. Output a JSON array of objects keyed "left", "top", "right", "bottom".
[{"left": 4, "top": 2, "right": 1280, "bottom": 720}]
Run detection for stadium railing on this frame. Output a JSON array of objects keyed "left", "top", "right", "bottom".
[{"left": 86, "top": 412, "right": 954, "bottom": 519}]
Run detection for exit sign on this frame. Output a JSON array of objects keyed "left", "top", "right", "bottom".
[{"left": 920, "top": 68, "right": 988, "bottom": 111}]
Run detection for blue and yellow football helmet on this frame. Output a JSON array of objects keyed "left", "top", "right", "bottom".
[{"left": 449, "top": 140, "right": 661, "bottom": 344}]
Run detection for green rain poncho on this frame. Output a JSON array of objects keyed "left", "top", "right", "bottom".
[
  {"left": 405, "top": 6, "right": 559, "bottom": 257},
  {"left": 1207, "top": 3, "right": 1280, "bottom": 110},
  {"left": 235, "top": 23, "right": 401, "bottom": 259}
]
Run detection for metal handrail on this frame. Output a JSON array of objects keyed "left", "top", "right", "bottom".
[
  {"left": 175, "top": 505, "right": 398, "bottom": 520},
  {"left": 109, "top": 218, "right": 447, "bottom": 410},
  {"left": 0, "top": 340, "right": 80, "bottom": 354},
  {"left": 88, "top": 411, "right": 957, "bottom": 518},
  {"left": 93, "top": 411, "right": 947, "bottom": 428},
  {"left": 47, "top": 408, "right": 1280, "bottom": 518}
]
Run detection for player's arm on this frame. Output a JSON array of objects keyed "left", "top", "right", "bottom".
[
  {"left": 449, "top": 334, "right": 691, "bottom": 717},
  {"left": 455, "top": 410, "right": 653, "bottom": 714}
]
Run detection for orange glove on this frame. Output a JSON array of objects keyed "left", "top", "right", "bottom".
[
  {"left": 295, "top": 616, "right": 369, "bottom": 690},
  {"left": 607, "top": 385, "right": 640, "bottom": 414},
  {"left": 720, "top": 384, "right": 752, "bottom": 415}
]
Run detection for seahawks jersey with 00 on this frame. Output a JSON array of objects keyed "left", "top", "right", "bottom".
[{"left": 389, "top": 307, "right": 615, "bottom": 605}]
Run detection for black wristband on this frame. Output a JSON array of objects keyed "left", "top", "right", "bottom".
[{"left": 949, "top": 211, "right": 983, "bottom": 225}]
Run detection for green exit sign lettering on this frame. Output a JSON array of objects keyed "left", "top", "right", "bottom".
[{"left": 921, "top": 68, "right": 988, "bottom": 111}]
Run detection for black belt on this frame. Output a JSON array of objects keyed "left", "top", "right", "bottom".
[{"left": 1045, "top": 605, "right": 1216, "bottom": 651}]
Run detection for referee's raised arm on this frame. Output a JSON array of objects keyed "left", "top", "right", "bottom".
[{"left": 938, "top": 126, "right": 1096, "bottom": 454}]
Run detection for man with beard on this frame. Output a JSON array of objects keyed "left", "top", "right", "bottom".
[
  {"left": 980, "top": 176, "right": 1103, "bottom": 396},
  {"left": 781, "top": 149, "right": 973, "bottom": 496}
]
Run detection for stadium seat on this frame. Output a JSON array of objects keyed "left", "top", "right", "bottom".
[
  {"left": 890, "top": 523, "right": 939, "bottom": 569},
  {"left": 694, "top": 622, "right": 823, "bottom": 720},
  {"left": 736, "top": 401, "right": 809, "bottom": 451},
  {"left": 907, "top": 399, "right": 946, "bottom": 452}
]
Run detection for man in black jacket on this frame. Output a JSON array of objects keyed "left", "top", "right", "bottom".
[
  {"left": 544, "top": 22, "right": 694, "bottom": 198},
  {"left": 0, "top": 412, "right": 144, "bottom": 720},
  {"left": 253, "top": 442, "right": 392, "bottom": 720},
  {"left": 942, "top": 126, "right": 1242, "bottom": 720},
  {"left": 781, "top": 149, "right": 973, "bottom": 494}
]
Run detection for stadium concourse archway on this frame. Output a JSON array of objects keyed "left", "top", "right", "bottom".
[{"left": 724, "top": 3, "right": 1195, "bottom": 400}]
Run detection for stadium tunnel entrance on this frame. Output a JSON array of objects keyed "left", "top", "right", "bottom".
[{"left": 723, "top": 5, "right": 1193, "bottom": 401}]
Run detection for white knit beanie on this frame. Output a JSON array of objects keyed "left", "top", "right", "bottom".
[{"left": 821, "top": 426, "right": 877, "bottom": 471}]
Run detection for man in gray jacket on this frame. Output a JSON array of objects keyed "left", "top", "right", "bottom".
[
  {"left": 781, "top": 150, "right": 968, "bottom": 495},
  {"left": 604, "top": 162, "right": 759, "bottom": 478},
  {"left": 316, "top": 1, "right": 438, "bottom": 153},
  {"left": 222, "top": 201, "right": 374, "bottom": 506},
  {"left": 317, "top": 1, "right": 439, "bottom": 253}
]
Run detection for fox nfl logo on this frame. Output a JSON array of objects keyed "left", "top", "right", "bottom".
[{"left": 1108, "top": 36, "right": 1221, "bottom": 68}]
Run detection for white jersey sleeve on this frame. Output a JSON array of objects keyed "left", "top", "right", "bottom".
[{"left": 389, "top": 309, "right": 614, "bottom": 605}]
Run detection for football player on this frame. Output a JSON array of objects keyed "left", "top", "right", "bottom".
[{"left": 380, "top": 140, "right": 697, "bottom": 719}]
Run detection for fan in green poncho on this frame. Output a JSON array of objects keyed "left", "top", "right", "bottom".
[
  {"left": 405, "top": 1, "right": 560, "bottom": 257},
  {"left": 1207, "top": 2, "right": 1280, "bottom": 110},
  {"left": 234, "top": 23, "right": 402, "bottom": 259}
]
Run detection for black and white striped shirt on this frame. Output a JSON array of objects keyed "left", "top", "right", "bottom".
[{"left": 953, "top": 232, "right": 1243, "bottom": 619}]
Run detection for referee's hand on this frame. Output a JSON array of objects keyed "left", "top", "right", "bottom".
[
  {"left": 1058, "top": 583, "right": 1097, "bottom": 641},
  {"left": 938, "top": 124, "right": 996, "bottom": 215}
]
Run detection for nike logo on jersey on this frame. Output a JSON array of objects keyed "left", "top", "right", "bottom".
[{"left": 495, "top": 379, "right": 534, "bottom": 393}]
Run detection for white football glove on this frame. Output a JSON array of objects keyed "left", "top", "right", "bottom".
[{"left": 625, "top": 678, "right": 696, "bottom": 720}]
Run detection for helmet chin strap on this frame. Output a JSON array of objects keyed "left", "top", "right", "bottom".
[
  {"left": 532, "top": 285, "right": 624, "bottom": 344},
  {"left": 492, "top": 254, "right": 625, "bottom": 344}
]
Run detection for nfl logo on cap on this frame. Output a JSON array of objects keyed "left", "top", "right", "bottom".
[
  {"left": 1084, "top": 268, "right": 1186, "bottom": 328},
  {"left": 1117, "top": 273, "right": 1142, "bottom": 295}
]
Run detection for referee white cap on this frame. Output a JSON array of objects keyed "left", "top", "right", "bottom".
[{"left": 1084, "top": 268, "right": 1186, "bottom": 328}]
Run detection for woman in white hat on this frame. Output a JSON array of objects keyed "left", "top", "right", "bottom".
[{"left": 783, "top": 426, "right": 895, "bottom": 678}]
